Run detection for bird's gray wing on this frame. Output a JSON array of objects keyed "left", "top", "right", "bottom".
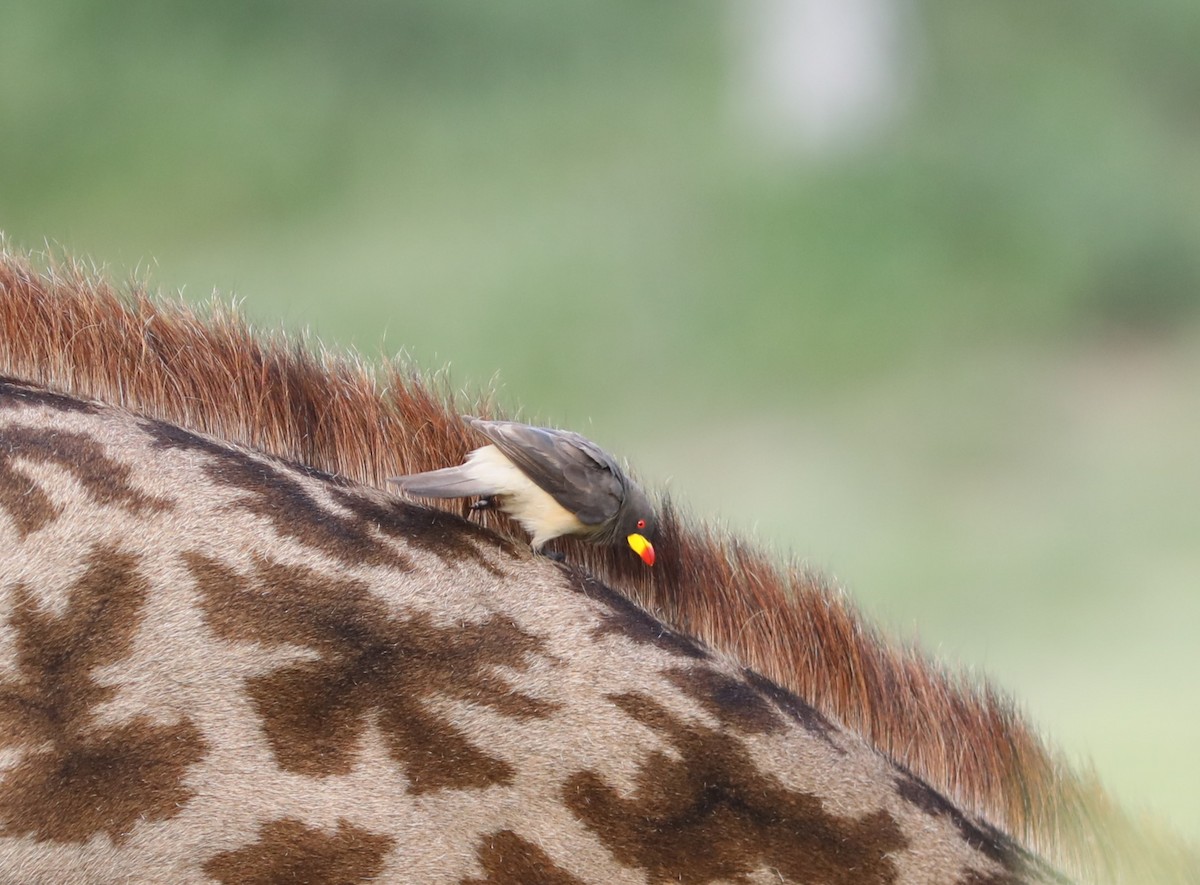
[
  {"left": 388, "top": 464, "right": 496, "bottom": 499},
  {"left": 466, "top": 418, "right": 624, "bottom": 524}
]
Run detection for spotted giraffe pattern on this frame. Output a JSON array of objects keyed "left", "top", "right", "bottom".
[{"left": 0, "top": 378, "right": 1062, "bottom": 884}]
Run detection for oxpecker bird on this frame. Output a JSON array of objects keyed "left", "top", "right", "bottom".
[{"left": 389, "top": 418, "right": 656, "bottom": 566}]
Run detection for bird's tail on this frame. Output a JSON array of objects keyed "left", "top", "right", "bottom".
[{"left": 388, "top": 465, "right": 495, "bottom": 499}]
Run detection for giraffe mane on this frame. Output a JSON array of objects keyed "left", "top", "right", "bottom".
[{"left": 0, "top": 240, "right": 1189, "bottom": 879}]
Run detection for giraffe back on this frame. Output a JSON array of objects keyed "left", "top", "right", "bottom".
[{"left": 0, "top": 378, "right": 1055, "bottom": 884}]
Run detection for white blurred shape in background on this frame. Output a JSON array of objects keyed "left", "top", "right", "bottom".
[{"left": 729, "top": 0, "right": 913, "bottom": 156}]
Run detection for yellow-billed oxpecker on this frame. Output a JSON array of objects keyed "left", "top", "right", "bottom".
[{"left": 389, "top": 418, "right": 656, "bottom": 566}]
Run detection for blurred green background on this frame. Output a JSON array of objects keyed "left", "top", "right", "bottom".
[{"left": 4, "top": 0, "right": 1198, "bottom": 844}]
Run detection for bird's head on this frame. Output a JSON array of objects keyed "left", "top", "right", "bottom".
[{"left": 618, "top": 484, "right": 656, "bottom": 567}]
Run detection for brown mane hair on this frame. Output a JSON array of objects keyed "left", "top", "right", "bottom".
[{"left": 0, "top": 242, "right": 1189, "bottom": 880}]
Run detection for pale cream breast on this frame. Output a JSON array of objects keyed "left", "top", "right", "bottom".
[{"left": 464, "top": 445, "right": 586, "bottom": 548}]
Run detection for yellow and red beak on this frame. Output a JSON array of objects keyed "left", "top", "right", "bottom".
[{"left": 626, "top": 533, "right": 655, "bottom": 567}]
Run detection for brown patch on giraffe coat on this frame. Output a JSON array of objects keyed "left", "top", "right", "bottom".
[
  {"left": 0, "top": 377, "right": 100, "bottom": 415},
  {"left": 190, "top": 552, "right": 556, "bottom": 791},
  {"left": 0, "top": 425, "right": 172, "bottom": 537},
  {"left": 0, "top": 461, "right": 57, "bottom": 538},
  {"left": 144, "top": 417, "right": 513, "bottom": 573},
  {"left": 895, "top": 770, "right": 1028, "bottom": 873},
  {"left": 329, "top": 484, "right": 517, "bottom": 575},
  {"left": 665, "top": 664, "right": 844, "bottom": 752},
  {"left": 664, "top": 666, "right": 786, "bottom": 735},
  {"left": 564, "top": 568, "right": 708, "bottom": 660},
  {"left": 202, "top": 818, "right": 395, "bottom": 885},
  {"left": 0, "top": 720, "right": 206, "bottom": 845},
  {"left": 564, "top": 691, "right": 907, "bottom": 884},
  {"left": 0, "top": 547, "right": 207, "bottom": 842},
  {"left": 741, "top": 668, "right": 843, "bottom": 750},
  {"left": 461, "top": 830, "right": 587, "bottom": 885}
]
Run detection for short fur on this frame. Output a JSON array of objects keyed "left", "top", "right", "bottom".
[{"left": 0, "top": 241, "right": 1194, "bottom": 881}]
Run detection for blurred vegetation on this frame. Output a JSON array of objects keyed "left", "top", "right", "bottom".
[{"left": 3, "top": 0, "right": 1198, "bottom": 845}]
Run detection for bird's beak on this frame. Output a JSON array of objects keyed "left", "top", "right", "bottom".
[{"left": 627, "top": 533, "right": 655, "bottom": 567}]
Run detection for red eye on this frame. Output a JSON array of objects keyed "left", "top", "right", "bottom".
[{"left": 636, "top": 519, "right": 646, "bottom": 530}]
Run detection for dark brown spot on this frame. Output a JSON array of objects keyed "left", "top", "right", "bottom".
[
  {"left": 143, "top": 417, "right": 514, "bottom": 572},
  {"left": 190, "top": 553, "right": 557, "bottom": 792},
  {"left": 330, "top": 485, "right": 518, "bottom": 574},
  {"left": 0, "top": 426, "right": 171, "bottom": 537},
  {"left": 742, "top": 668, "right": 843, "bottom": 750},
  {"left": 666, "top": 667, "right": 784, "bottom": 735},
  {"left": 0, "top": 378, "right": 100, "bottom": 415},
  {"left": 564, "top": 568, "right": 708, "bottom": 660},
  {"left": 0, "top": 549, "right": 152, "bottom": 749},
  {"left": 895, "top": 770, "right": 1025, "bottom": 872},
  {"left": 0, "top": 721, "right": 206, "bottom": 844},
  {"left": 0, "top": 458, "right": 58, "bottom": 537},
  {"left": 0, "top": 547, "right": 207, "bottom": 843},
  {"left": 461, "top": 830, "right": 586, "bottom": 885},
  {"left": 565, "top": 691, "right": 907, "bottom": 884},
  {"left": 203, "top": 818, "right": 395, "bottom": 885}
]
